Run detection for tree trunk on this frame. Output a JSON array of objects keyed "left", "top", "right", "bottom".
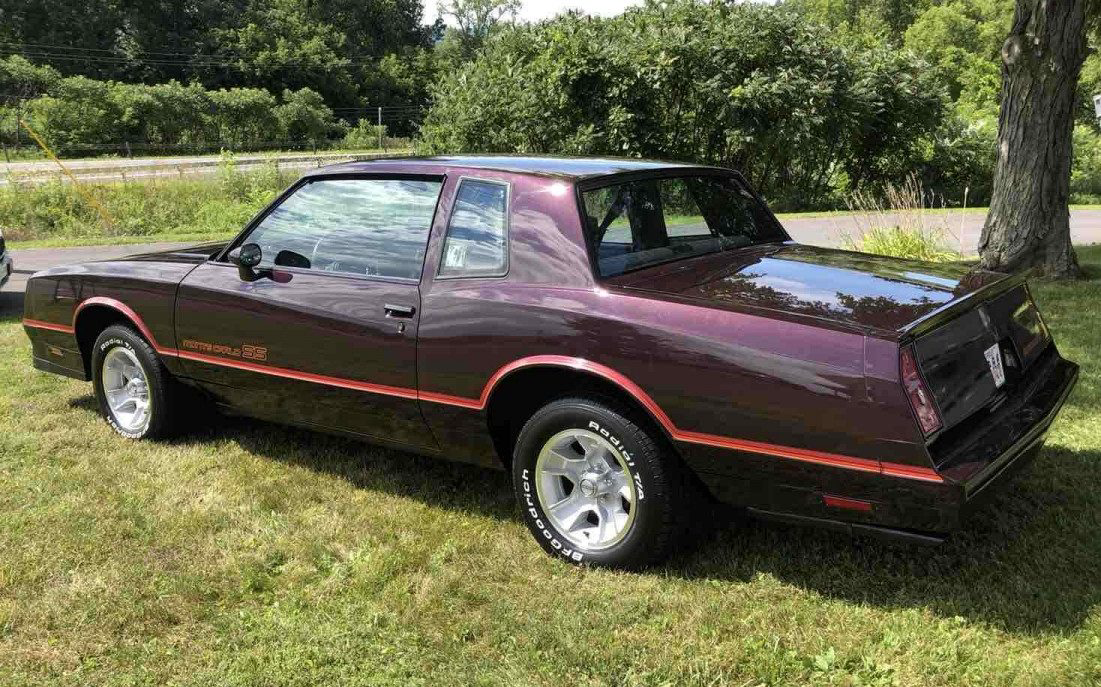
[{"left": 978, "top": 0, "right": 1088, "bottom": 279}]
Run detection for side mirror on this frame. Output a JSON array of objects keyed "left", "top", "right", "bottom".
[{"left": 228, "top": 243, "right": 269, "bottom": 282}]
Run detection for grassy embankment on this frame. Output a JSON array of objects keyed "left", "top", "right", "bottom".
[
  {"left": 1, "top": 161, "right": 297, "bottom": 249},
  {"left": 0, "top": 244, "right": 1099, "bottom": 684}
]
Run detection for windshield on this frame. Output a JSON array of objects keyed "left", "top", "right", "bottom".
[{"left": 581, "top": 174, "right": 788, "bottom": 278}]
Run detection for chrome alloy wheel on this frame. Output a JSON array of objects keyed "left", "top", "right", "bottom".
[
  {"left": 535, "top": 428, "right": 637, "bottom": 550},
  {"left": 101, "top": 347, "right": 153, "bottom": 434}
]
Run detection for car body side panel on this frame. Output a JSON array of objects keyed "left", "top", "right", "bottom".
[
  {"left": 416, "top": 282, "right": 928, "bottom": 459},
  {"left": 415, "top": 172, "right": 933, "bottom": 505},
  {"left": 23, "top": 261, "right": 199, "bottom": 378},
  {"left": 175, "top": 261, "right": 436, "bottom": 449}
]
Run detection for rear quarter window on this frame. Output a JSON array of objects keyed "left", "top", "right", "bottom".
[{"left": 438, "top": 178, "right": 510, "bottom": 278}]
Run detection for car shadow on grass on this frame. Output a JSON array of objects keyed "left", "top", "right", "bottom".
[
  {"left": 64, "top": 392, "right": 1101, "bottom": 637},
  {"left": 669, "top": 443, "right": 1101, "bottom": 636}
]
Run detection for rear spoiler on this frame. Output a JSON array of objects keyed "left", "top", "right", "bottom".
[{"left": 897, "top": 272, "right": 1027, "bottom": 343}]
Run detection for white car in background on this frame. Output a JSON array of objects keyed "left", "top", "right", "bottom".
[{"left": 0, "top": 228, "right": 11, "bottom": 288}]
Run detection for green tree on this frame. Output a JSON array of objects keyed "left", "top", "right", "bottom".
[
  {"left": 1077, "top": 46, "right": 1101, "bottom": 126},
  {"left": 212, "top": 0, "right": 357, "bottom": 107},
  {"left": 420, "top": 1, "right": 945, "bottom": 210},
  {"left": 903, "top": 0, "right": 1009, "bottom": 110},
  {"left": 0, "top": 55, "right": 60, "bottom": 97},
  {"left": 274, "top": 87, "right": 338, "bottom": 142},
  {"left": 978, "top": 0, "right": 1098, "bottom": 278},
  {"left": 0, "top": 0, "right": 434, "bottom": 112},
  {"left": 781, "top": 0, "right": 933, "bottom": 41},
  {"left": 438, "top": 0, "right": 521, "bottom": 60}
]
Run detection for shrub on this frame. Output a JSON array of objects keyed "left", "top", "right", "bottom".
[
  {"left": 274, "top": 88, "right": 340, "bottom": 142},
  {"left": 418, "top": 1, "right": 946, "bottom": 211},
  {"left": 115, "top": 81, "right": 213, "bottom": 145},
  {"left": 913, "top": 106, "right": 997, "bottom": 207},
  {"left": 9, "top": 76, "right": 338, "bottom": 153},
  {"left": 342, "top": 121, "right": 387, "bottom": 149},
  {"left": 0, "top": 55, "right": 61, "bottom": 98},
  {"left": 23, "top": 77, "right": 119, "bottom": 149},
  {"left": 1071, "top": 123, "right": 1101, "bottom": 204},
  {"left": 207, "top": 88, "right": 279, "bottom": 145}
]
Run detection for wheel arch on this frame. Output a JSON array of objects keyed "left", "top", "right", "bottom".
[
  {"left": 483, "top": 361, "right": 679, "bottom": 469},
  {"left": 73, "top": 299, "right": 157, "bottom": 378}
]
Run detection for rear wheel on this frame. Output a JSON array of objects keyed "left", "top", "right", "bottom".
[
  {"left": 92, "top": 324, "right": 176, "bottom": 439},
  {"left": 512, "top": 397, "right": 685, "bottom": 568}
]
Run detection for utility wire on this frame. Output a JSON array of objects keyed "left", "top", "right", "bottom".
[
  {"left": 0, "top": 49, "right": 381, "bottom": 69},
  {"left": 0, "top": 40, "right": 390, "bottom": 62}
]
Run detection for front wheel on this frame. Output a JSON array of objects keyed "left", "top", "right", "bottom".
[
  {"left": 512, "top": 397, "right": 686, "bottom": 568},
  {"left": 91, "top": 324, "right": 176, "bottom": 439}
]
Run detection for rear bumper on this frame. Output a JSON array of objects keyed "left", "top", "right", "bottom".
[
  {"left": 953, "top": 352, "right": 1078, "bottom": 515},
  {"left": 886, "top": 349, "right": 1078, "bottom": 535},
  {"left": 705, "top": 348, "right": 1078, "bottom": 542}
]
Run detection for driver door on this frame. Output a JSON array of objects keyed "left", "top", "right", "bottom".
[{"left": 174, "top": 175, "right": 443, "bottom": 450}]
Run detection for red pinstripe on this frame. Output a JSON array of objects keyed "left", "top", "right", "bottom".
[
  {"left": 23, "top": 318, "right": 75, "bottom": 334},
  {"left": 175, "top": 350, "right": 420, "bottom": 400},
  {"left": 74, "top": 297, "right": 173, "bottom": 354},
  {"left": 25, "top": 299, "right": 944, "bottom": 483}
]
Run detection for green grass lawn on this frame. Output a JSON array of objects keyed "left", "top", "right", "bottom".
[{"left": 1, "top": 251, "right": 1100, "bottom": 686}]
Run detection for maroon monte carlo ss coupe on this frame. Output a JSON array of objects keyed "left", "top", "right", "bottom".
[{"left": 23, "top": 156, "right": 1078, "bottom": 566}]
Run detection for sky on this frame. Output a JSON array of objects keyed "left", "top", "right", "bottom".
[{"left": 422, "top": 0, "right": 645, "bottom": 26}]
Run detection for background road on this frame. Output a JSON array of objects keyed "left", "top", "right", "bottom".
[
  {"left": 4, "top": 209, "right": 1101, "bottom": 318},
  {"left": 1, "top": 150, "right": 410, "bottom": 185}
]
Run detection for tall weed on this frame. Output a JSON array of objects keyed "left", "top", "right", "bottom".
[{"left": 841, "top": 174, "right": 963, "bottom": 263}]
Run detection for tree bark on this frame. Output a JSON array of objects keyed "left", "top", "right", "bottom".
[{"left": 978, "top": 0, "right": 1088, "bottom": 279}]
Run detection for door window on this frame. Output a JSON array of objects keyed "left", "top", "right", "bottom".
[
  {"left": 438, "top": 179, "right": 509, "bottom": 277},
  {"left": 243, "top": 178, "right": 442, "bottom": 280}
]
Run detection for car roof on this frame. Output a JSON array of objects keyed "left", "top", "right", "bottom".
[{"left": 305, "top": 155, "right": 723, "bottom": 181}]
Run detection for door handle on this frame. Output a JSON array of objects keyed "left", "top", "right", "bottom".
[{"left": 384, "top": 303, "right": 416, "bottom": 318}]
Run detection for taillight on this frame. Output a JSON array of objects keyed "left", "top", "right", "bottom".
[{"left": 900, "top": 347, "right": 942, "bottom": 435}]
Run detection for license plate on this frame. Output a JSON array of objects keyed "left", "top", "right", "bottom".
[{"left": 984, "top": 343, "right": 1006, "bottom": 388}]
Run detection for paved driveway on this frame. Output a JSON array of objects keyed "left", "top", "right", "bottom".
[
  {"left": 781, "top": 208, "right": 1101, "bottom": 255},
  {"left": 1, "top": 241, "right": 190, "bottom": 317}
]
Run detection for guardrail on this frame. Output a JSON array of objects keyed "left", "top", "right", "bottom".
[{"left": 1, "top": 150, "right": 415, "bottom": 186}]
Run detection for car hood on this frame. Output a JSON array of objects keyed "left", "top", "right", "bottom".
[
  {"left": 120, "top": 241, "right": 229, "bottom": 264},
  {"left": 607, "top": 243, "right": 1009, "bottom": 334}
]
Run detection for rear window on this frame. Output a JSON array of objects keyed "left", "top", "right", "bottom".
[{"left": 581, "top": 174, "right": 787, "bottom": 277}]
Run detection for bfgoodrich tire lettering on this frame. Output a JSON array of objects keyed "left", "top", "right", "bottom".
[
  {"left": 92, "top": 324, "right": 176, "bottom": 439},
  {"left": 512, "top": 397, "right": 684, "bottom": 568}
]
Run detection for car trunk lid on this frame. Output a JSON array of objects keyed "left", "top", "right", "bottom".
[{"left": 606, "top": 243, "right": 1011, "bottom": 335}]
